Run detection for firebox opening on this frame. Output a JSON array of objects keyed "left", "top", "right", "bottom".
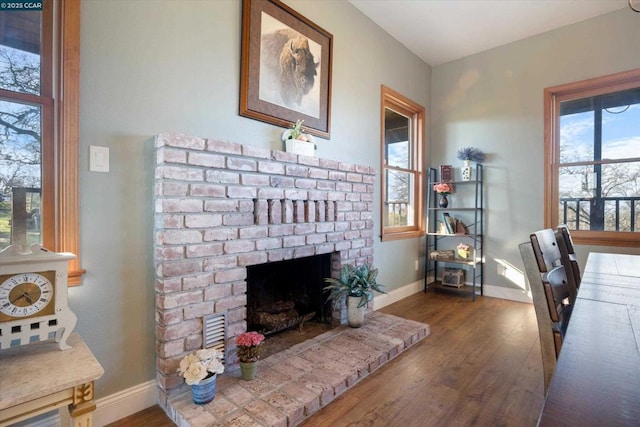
[{"left": 246, "top": 253, "right": 332, "bottom": 336}]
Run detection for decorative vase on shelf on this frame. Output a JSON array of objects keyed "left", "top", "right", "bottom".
[
  {"left": 461, "top": 160, "right": 472, "bottom": 181},
  {"left": 240, "top": 361, "right": 258, "bottom": 381},
  {"left": 191, "top": 374, "right": 217, "bottom": 404},
  {"left": 439, "top": 194, "right": 449, "bottom": 208}
]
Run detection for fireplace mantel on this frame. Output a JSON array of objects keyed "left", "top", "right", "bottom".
[{"left": 153, "top": 132, "right": 375, "bottom": 401}]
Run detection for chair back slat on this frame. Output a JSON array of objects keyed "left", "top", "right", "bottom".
[
  {"left": 556, "top": 225, "right": 582, "bottom": 288},
  {"left": 530, "top": 229, "right": 561, "bottom": 273},
  {"left": 519, "top": 241, "right": 558, "bottom": 391}
]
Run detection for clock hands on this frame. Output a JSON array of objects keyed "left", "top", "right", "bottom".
[{"left": 9, "top": 292, "right": 34, "bottom": 305}]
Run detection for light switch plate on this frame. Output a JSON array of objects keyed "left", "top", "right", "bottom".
[{"left": 89, "top": 145, "right": 109, "bottom": 172}]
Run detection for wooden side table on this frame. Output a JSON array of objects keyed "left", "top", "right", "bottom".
[{"left": 0, "top": 333, "right": 104, "bottom": 427}]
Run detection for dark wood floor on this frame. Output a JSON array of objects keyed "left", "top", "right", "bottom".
[{"left": 108, "top": 290, "right": 544, "bottom": 426}]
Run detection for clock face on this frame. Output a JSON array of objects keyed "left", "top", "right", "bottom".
[{"left": 0, "top": 272, "right": 56, "bottom": 320}]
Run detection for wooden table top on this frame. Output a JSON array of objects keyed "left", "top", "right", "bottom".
[
  {"left": 538, "top": 252, "right": 640, "bottom": 426},
  {"left": 0, "top": 333, "right": 104, "bottom": 411}
]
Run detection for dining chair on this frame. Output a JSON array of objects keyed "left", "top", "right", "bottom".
[
  {"left": 531, "top": 228, "right": 578, "bottom": 305},
  {"left": 555, "top": 224, "right": 582, "bottom": 291},
  {"left": 519, "top": 241, "right": 558, "bottom": 391},
  {"left": 519, "top": 228, "right": 576, "bottom": 391}
]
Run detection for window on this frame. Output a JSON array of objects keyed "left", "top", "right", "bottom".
[
  {"left": 0, "top": 1, "right": 83, "bottom": 283},
  {"left": 544, "top": 69, "right": 640, "bottom": 247},
  {"left": 380, "top": 85, "right": 425, "bottom": 241}
]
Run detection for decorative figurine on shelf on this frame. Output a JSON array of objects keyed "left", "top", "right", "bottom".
[
  {"left": 457, "top": 243, "right": 472, "bottom": 259},
  {"left": 434, "top": 182, "right": 454, "bottom": 208},
  {"left": 456, "top": 146, "right": 486, "bottom": 181}
]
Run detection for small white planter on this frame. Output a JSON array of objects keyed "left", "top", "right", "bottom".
[
  {"left": 285, "top": 139, "right": 315, "bottom": 156},
  {"left": 347, "top": 296, "right": 365, "bottom": 328},
  {"left": 461, "top": 159, "right": 472, "bottom": 181}
]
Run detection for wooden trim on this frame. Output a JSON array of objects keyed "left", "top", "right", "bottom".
[
  {"left": 380, "top": 85, "right": 425, "bottom": 241},
  {"left": 57, "top": 0, "right": 84, "bottom": 284},
  {"left": 544, "top": 68, "right": 640, "bottom": 247},
  {"left": 239, "top": 0, "right": 333, "bottom": 138}
]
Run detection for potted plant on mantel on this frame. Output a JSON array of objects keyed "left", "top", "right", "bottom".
[
  {"left": 281, "top": 119, "right": 315, "bottom": 156},
  {"left": 323, "top": 263, "right": 386, "bottom": 328}
]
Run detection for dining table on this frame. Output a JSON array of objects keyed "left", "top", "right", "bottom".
[{"left": 538, "top": 252, "right": 640, "bottom": 426}]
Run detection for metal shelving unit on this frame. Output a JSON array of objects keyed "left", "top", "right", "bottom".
[{"left": 424, "top": 164, "right": 483, "bottom": 300}]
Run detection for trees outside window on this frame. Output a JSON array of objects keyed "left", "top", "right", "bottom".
[
  {"left": 545, "top": 69, "right": 640, "bottom": 247},
  {"left": 380, "top": 86, "right": 425, "bottom": 241},
  {"left": 0, "top": 1, "right": 82, "bottom": 282}
]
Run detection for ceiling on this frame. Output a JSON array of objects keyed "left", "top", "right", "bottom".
[{"left": 349, "top": 0, "right": 631, "bottom": 66}]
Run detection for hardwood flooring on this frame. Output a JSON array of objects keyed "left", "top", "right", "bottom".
[{"left": 108, "top": 290, "right": 544, "bottom": 426}]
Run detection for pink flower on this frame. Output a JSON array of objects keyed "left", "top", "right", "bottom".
[
  {"left": 433, "top": 183, "right": 454, "bottom": 194},
  {"left": 236, "top": 331, "right": 264, "bottom": 347},
  {"left": 236, "top": 331, "right": 265, "bottom": 363}
]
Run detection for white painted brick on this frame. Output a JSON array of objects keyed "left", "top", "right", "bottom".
[{"left": 188, "top": 152, "right": 225, "bottom": 168}]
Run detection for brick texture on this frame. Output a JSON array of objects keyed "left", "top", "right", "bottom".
[{"left": 154, "top": 132, "right": 375, "bottom": 396}]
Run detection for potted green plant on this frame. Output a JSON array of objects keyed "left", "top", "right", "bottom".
[
  {"left": 281, "top": 120, "right": 315, "bottom": 156},
  {"left": 323, "top": 263, "right": 386, "bottom": 327}
]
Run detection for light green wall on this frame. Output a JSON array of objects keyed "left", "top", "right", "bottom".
[
  {"left": 74, "top": 0, "right": 430, "bottom": 398},
  {"left": 430, "top": 8, "right": 640, "bottom": 293},
  {"left": 74, "top": 0, "right": 640, "bottom": 400}
]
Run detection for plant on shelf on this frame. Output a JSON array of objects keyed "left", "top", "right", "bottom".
[
  {"left": 281, "top": 119, "right": 316, "bottom": 156},
  {"left": 456, "top": 146, "right": 486, "bottom": 163},
  {"left": 282, "top": 119, "right": 314, "bottom": 143},
  {"left": 236, "top": 331, "right": 265, "bottom": 363},
  {"left": 177, "top": 348, "right": 225, "bottom": 385}
]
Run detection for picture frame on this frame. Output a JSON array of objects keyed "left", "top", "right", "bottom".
[
  {"left": 240, "top": 0, "right": 333, "bottom": 138},
  {"left": 440, "top": 165, "right": 453, "bottom": 182}
]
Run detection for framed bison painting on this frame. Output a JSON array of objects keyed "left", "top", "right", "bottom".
[{"left": 240, "top": 0, "right": 333, "bottom": 139}]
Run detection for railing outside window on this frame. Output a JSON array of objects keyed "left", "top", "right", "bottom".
[{"left": 559, "top": 196, "right": 639, "bottom": 231}]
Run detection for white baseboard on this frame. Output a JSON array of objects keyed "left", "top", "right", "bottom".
[
  {"left": 93, "top": 380, "right": 158, "bottom": 426},
  {"left": 374, "top": 279, "right": 423, "bottom": 309},
  {"left": 483, "top": 284, "right": 532, "bottom": 303},
  {"left": 373, "top": 277, "right": 532, "bottom": 307}
]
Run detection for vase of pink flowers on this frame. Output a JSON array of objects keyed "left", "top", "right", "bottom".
[
  {"left": 236, "top": 331, "right": 265, "bottom": 380},
  {"left": 433, "top": 182, "right": 454, "bottom": 208}
]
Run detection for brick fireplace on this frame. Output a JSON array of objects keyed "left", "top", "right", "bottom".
[{"left": 153, "top": 132, "right": 375, "bottom": 403}]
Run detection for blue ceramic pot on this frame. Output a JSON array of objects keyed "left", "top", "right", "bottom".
[{"left": 191, "top": 374, "right": 216, "bottom": 404}]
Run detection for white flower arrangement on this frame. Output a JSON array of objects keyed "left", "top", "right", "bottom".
[{"left": 177, "top": 348, "right": 225, "bottom": 385}]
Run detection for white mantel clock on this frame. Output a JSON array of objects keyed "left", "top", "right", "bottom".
[{"left": 0, "top": 244, "right": 77, "bottom": 350}]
